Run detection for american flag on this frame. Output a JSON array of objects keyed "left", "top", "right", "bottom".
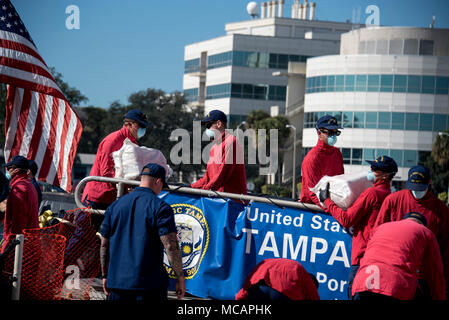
[{"left": 0, "top": 0, "right": 82, "bottom": 192}]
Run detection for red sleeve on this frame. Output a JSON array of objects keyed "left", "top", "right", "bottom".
[
  {"left": 301, "top": 154, "right": 322, "bottom": 207},
  {"left": 423, "top": 230, "right": 447, "bottom": 300},
  {"left": 324, "top": 189, "right": 373, "bottom": 228},
  {"left": 191, "top": 169, "right": 209, "bottom": 189}
]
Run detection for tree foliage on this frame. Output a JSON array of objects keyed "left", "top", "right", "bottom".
[{"left": 425, "top": 131, "right": 449, "bottom": 197}]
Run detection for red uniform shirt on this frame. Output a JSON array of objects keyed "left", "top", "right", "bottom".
[
  {"left": 374, "top": 189, "right": 449, "bottom": 288},
  {"left": 352, "top": 219, "right": 446, "bottom": 300},
  {"left": 235, "top": 258, "right": 320, "bottom": 300},
  {"left": 300, "top": 138, "right": 344, "bottom": 207},
  {"left": 82, "top": 126, "right": 137, "bottom": 205},
  {"left": 191, "top": 132, "right": 247, "bottom": 195},
  {"left": 1, "top": 172, "right": 38, "bottom": 253},
  {"left": 324, "top": 179, "right": 391, "bottom": 266}
]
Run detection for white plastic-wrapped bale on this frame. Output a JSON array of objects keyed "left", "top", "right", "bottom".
[
  {"left": 112, "top": 138, "right": 173, "bottom": 181},
  {"left": 310, "top": 171, "right": 373, "bottom": 210}
]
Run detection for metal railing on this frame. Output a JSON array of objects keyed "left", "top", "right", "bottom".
[{"left": 74, "top": 176, "right": 324, "bottom": 215}]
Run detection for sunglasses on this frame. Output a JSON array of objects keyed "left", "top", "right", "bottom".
[
  {"left": 319, "top": 129, "right": 341, "bottom": 136},
  {"left": 205, "top": 121, "right": 217, "bottom": 129}
]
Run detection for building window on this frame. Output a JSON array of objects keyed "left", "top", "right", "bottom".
[
  {"left": 183, "top": 88, "right": 199, "bottom": 102},
  {"left": 184, "top": 58, "right": 201, "bottom": 73},
  {"left": 404, "top": 150, "right": 417, "bottom": 167},
  {"left": 367, "top": 75, "right": 380, "bottom": 92},
  {"left": 355, "top": 75, "right": 367, "bottom": 92},
  {"left": 421, "top": 76, "right": 435, "bottom": 94},
  {"left": 380, "top": 74, "right": 393, "bottom": 92},
  {"left": 335, "top": 75, "right": 345, "bottom": 91},
  {"left": 210, "top": 83, "right": 285, "bottom": 101},
  {"left": 389, "top": 39, "right": 403, "bottom": 55},
  {"left": 407, "top": 75, "right": 421, "bottom": 93},
  {"left": 345, "top": 75, "right": 355, "bottom": 91},
  {"left": 436, "top": 77, "right": 449, "bottom": 94},
  {"left": 376, "top": 40, "right": 388, "bottom": 54},
  {"left": 304, "top": 111, "right": 449, "bottom": 132},
  {"left": 403, "top": 39, "right": 419, "bottom": 55},
  {"left": 394, "top": 75, "right": 407, "bottom": 92},
  {"left": 419, "top": 40, "right": 434, "bottom": 56},
  {"left": 419, "top": 113, "right": 433, "bottom": 131},
  {"left": 352, "top": 149, "right": 363, "bottom": 165},
  {"left": 342, "top": 148, "right": 351, "bottom": 164}
]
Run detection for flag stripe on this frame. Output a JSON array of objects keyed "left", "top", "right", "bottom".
[
  {"left": 8, "top": 89, "right": 31, "bottom": 158},
  {"left": 26, "top": 92, "right": 46, "bottom": 162},
  {"left": 0, "top": 56, "right": 55, "bottom": 82},
  {"left": 0, "top": 46, "right": 50, "bottom": 76},
  {"left": 38, "top": 96, "right": 59, "bottom": 181},
  {"left": 0, "top": 70, "right": 64, "bottom": 98},
  {"left": 0, "top": 38, "right": 46, "bottom": 66}
]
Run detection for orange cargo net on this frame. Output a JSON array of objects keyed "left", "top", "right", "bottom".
[{"left": 0, "top": 208, "right": 101, "bottom": 300}]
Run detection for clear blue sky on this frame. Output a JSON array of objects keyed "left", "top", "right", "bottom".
[{"left": 12, "top": 0, "right": 449, "bottom": 108}]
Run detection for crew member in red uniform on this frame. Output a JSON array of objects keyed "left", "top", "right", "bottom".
[
  {"left": 1, "top": 156, "right": 38, "bottom": 253},
  {"left": 318, "top": 155, "right": 398, "bottom": 299},
  {"left": 352, "top": 212, "right": 446, "bottom": 300},
  {"left": 82, "top": 109, "right": 149, "bottom": 210},
  {"left": 191, "top": 110, "right": 247, "bottom": 196},
  {"left": 300, "top": 115, "right": 344, "bottom": 207},
  {"left": 235, "top": 258, "right": 320, "bottom": 300},
  {"left": 374, "top": 165, "right": 449, "bottom": 293}
]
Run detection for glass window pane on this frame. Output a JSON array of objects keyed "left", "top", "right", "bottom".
[
  {"left": 367, "top": 75, "right": 380, "bottom": 92},
  {"left": 380, "top": 75, "right": 393, "bottom": 92},
  {"left": 404, "top": 150, "right": 417, "bottom": 167},
  {"left": 392, "top": 113, "right": 405, "bottom": 130},
  {"left": 363, "top": 149, "right": 376, "bottom": 162},
  {"left": 342, "top": 148, "right": 351, "bottom": 164},
  {"left": 365, "top": 112, "right": 378, "bottom": 129},
  {"left": 404, "top": 39, "right": 419, "bottom": 55},
  {"left": 355, "top": 75, "right": 367, "bottom": 91},
  {"left": 335, "top": 75, "right": 345, "bottom": 91},
  {"left": 421, "top": 76, "right": 435, "bottom": 94},
  {"left": 376, "top": 149, "right": 389, "bottom": 158},
  {"left": 434, "top": 114, "right": 447, "bottom": 132},
  {"left": 353, "top": 112, "right": 365, "bottom": 128},
  {"left": 259, "top": 53, "right": 269, "bottom": 68},
  {"left": 352, "top": 149, "right": 362, "bottom": 165},
  {"left": 405, "top": 113, "right": 419, "bottom": 130},
  {"left": 327, "top": 75, "right": 335, "bottom": 92},
  {"left": 343, "top": 112, "right": 353, "bottom": 128},
  {"left": 278, "top": 54, "right": 289, "bottom": 69},
  {"left": 243, "top": 84, "right": 253, "bottom": 98},
  {"left": 419, "top": 40, "right": 434, "bottom": 55},
  {"left": 359, "top": 41, "right": 366, "bottom": 54},
  {"left": 254, "top": 85, "right": 267, "bottom": 99},
  {"left": 394, "top": 75, "right": 407, "bottom": 92},
  {"left": 345, "top": 75, "right": 355, "bottom": 91},
  {"left": 390, "top": 150, "right": 403, "bottom": 167},
  {"left": 389, "top": 39, "right": 403, "bottom": 55},
  {"left": 231, "top": 84, "right": 242, "bottom": 97},
  {"left": 366, "top": 41, "right": 375, "bottom": 54},
  {"left": 407, "top": 75, "right": 421, "bottom": 93},
  {"left": 418, "top": 151, "right": 431, "bottom": 165},
  {"left": 378, "top": 112, "right": 391, "bottom": 129},
  {"left": 436, "top": 77, "right": 449, "bottom": 94},
  {"left": 376, "top": 40, "right": 388, "bottom": 54},
  {"left": 320, "top": 76, "right": 327, "bottom": 92},
  {"left": 419, "top": 113, "right": 433, "bottom": 131}
]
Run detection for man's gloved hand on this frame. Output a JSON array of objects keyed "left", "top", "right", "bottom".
[{"left": 318, "top": 182, "right": 330, "bottom": 203}]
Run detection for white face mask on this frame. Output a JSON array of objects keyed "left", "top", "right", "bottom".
[
  {"left": 205, "top": 128, "right": 216, "bottom": 139},
  {"left": 137, "top": 127, "right": 146, "bottom": 139},
  {"left": 411, "top": 189, "right": 427, "bottom": 199}
]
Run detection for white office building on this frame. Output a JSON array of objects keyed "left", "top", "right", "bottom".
[
  {"left": 303, "top": 27, "right": 449, "bottom": 184},
  {"left": 183, "top": 0, "right": 359, "bottom": 129}
]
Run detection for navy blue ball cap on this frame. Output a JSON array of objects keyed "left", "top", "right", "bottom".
[
  {"left": 365, "top": 155, "right": 398, "bottom": 173},
  {"left": 28, "top": 159, "right": 38, "bottom": 175},
  {"left": 405, "top": 165, "right": 430, "bottom": 191},
  {"left": 124, "top": 109, "right": 149, "bottom": 127},
  {"left": 201, "top": 109, "right": 227, "bottom": 124},
  {"left": 140, "top": 163, "right": 168, "bottom": 188},
  {"left": 403, "top": 212, "right": 427, "bottom": 227},
  {"left": 315, "top": 115, "right": 342, "bottom": 130},
  {"left": 4, "top": 155, "right": 29, "bottom": 170}
]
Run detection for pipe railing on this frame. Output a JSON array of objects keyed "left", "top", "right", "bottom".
[{"left": 74, "top": 176, "right": 324, "bottom": 215}]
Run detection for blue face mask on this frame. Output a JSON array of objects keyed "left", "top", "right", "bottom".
[
  {"left": 327, "top": 135, "right": 337, "bottom": 146},
  {"left": 4, "top": 170, "right": 11, "bottom": 180},
  {"left": 412, "top": 189, "right": 427, "bottom": 199},
  {"left": 205, "top": 128, "right": 216, "bottom": 139},
  {"left": 366, "top": 170, "right": 375, "bottom": 182},
  {"left": 137, "top": 127, "right": 146, "bottom": 139}
]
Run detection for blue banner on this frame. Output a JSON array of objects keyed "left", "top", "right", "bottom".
[{"left": 159, "top": 191, "right": 352, "bottom": 300}]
